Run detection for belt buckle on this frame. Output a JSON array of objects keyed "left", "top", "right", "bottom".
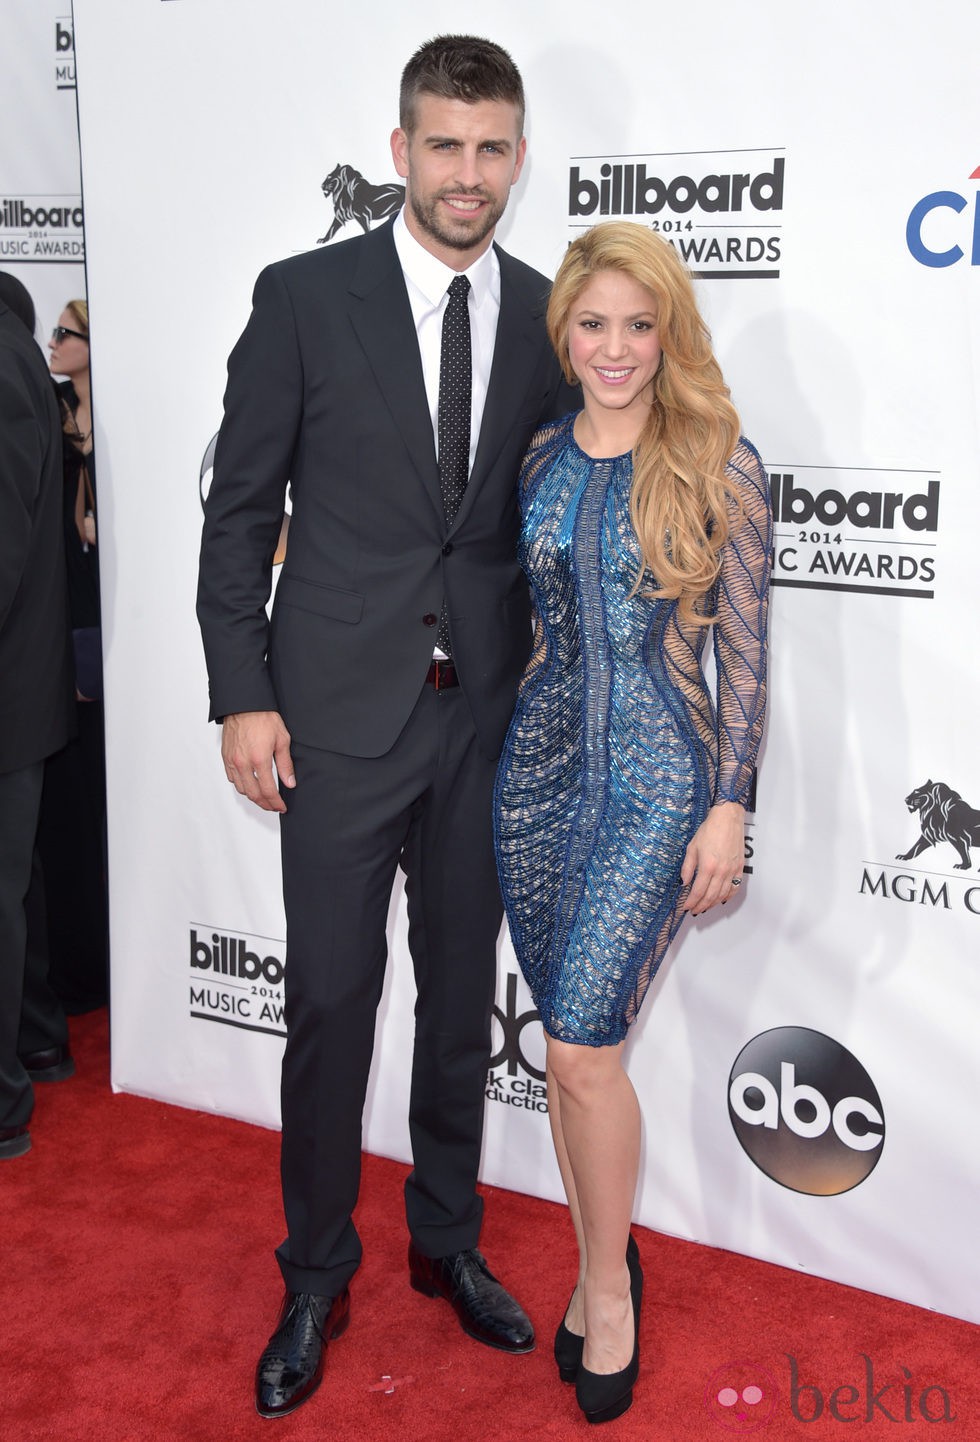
[{"left": 433, "top": 658, "right": 448, "bottom": 691}]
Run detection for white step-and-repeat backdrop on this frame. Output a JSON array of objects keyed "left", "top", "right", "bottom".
[
  {"left": 63, "top": 0, "right": 979, "bottom": 1324},
  {"left": 2, "top": 4, "right": 85, "bottom": 348}
]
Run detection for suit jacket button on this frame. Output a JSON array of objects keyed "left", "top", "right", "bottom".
[
  {"left": 422, "top": 613, "right": 437, "bottom": 626},
  {"left": 442, "top": 542, "right": 453, "bottom": 556}
]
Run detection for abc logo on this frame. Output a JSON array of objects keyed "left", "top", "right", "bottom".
[{"left": 728, "top": 1027, "right": 884, "bottom": 1196}]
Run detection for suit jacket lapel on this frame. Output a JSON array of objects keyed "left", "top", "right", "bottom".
[
  {"left": 450, "top": 245, "right": 548, "bottom": 534},
  {"left": 346, "top": 222, "right": 444, "bottom": 524}
]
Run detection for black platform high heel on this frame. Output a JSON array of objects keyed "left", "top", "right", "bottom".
[
  {"left": 557, "top": 1237, "right": 641, "bottom": 1388},
  {"left": 554, "top": 1289, "right": 584, "bottom": 1383},
  {"left": 575, "top": 1235, "right": 643, "bottom": 1424}
]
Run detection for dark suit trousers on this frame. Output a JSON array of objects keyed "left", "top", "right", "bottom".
[
  {"left": 0, "top": 764, "right": 69, "bottom": 1129},
  {"left": 275, "top": 680, "right": 502, "bottom": 1295}
]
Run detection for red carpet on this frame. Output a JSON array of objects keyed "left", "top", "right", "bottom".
[{"left": 2, "top": 1009, "right": 976, "bottom": 1441}]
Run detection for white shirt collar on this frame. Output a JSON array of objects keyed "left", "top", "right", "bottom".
[{"left": 393, "top": 208, "right": 497, "bottom": 309}]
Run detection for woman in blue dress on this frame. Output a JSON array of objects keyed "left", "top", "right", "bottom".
[{"left": 494, "top": 223, "right": 771, "bottom": 1424}]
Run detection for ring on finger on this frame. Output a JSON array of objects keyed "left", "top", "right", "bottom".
[{"left": 731, "top": 877, "right": 742, "bottom": 888}]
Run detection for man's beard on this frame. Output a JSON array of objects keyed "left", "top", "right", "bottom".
[{"left": 409, "top": 188, "right": 506, "bottom": 252}]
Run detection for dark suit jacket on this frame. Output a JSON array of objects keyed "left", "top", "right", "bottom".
[
  {"left": 198, "top": 219, "right": 572, "bottom": 759},
  {"left": 0, "top": 303, "right": 74, "bottom": 774}
]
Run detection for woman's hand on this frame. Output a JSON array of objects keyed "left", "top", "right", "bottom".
[{"left": 681, "top": 800, "right": 745, "bottom": 914}]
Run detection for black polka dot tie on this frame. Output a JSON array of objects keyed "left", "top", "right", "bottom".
[{"left": 436, "top": 273, "right": 471, "bottom": 657}]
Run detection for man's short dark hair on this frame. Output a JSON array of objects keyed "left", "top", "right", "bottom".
[
  {"left": 0, "top": 271, "right": 36, "bottom": 334},
  {"left": 399, "top": 35, "right": 525, "bottom": 137}
]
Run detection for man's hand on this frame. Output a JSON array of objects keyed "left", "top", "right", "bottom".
[
  {"left": 221, "top": 711, "right": 295, "bottom": 813},
  {"left": 681, "top": 801, "right": 745, "bottom": 915}
]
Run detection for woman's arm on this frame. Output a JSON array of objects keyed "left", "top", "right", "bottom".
[{"left": 682, "top": 439, "right": 772, "bottom": 913}]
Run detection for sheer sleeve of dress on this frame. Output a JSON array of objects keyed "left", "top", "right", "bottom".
[
  {"left": 517, "top": 418, "right": 569, "bottom": 693},
  {"left": 712, "top": 438, "right": 772, "bottom": 805}
]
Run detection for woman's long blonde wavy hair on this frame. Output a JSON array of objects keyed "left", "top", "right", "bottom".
[{"left": 548, "top": 223, "right": 740, "bottom": 624}]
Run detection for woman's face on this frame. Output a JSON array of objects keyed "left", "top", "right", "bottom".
[
  {"left": 566, "top": 270, "right": 662, "bottom": 424},
  {"left": 48, "top": 308, "right": 89, "bottom": 381}
]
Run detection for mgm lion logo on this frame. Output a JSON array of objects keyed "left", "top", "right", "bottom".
[
  {"left": 317, "top": 163, "right": 405, "bottom": 245},
  {"left": 897, "top": 780, "right": 980, "bottom": 871}
]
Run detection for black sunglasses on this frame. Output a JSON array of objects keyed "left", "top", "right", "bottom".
[{"left": 51, "top": 325, "right": 88, "bottom": 344}]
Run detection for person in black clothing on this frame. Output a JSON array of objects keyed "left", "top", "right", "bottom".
[
  {"left": 0, "top": 272, "right": 76, "bottom": 1158},
  {"left": 198, "top": 35, "right": 577, "bottom": 1421},
  {"left": 39, "top": 298, "right": 109, "bottom": 1013}
]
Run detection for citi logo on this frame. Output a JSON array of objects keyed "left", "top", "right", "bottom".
[
  {"left": 0, "top": 199, "right": 83, "bottom": 230},
  {"left": 569, "top": 156, "right": 784, "bottom": 218},
  {"left": 770, "top": 473, "right": 939, "bottom": 532},
  {"left": 728, "top": 1027, "right": 885, "bottom": 1196},
  {"left": 189, "top": 928, "right": 284, "bottom": 986},
  {"left": 907, "top": 165, "right": 980, "bottom": 267}
]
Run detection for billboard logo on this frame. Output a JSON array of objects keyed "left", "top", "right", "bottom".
[
  {"left": 188, "top": 924, "right": 286, "bottom": 1037},
  {"left": 568, "top": 148, "right": 785, "bottom": 279},
  {"left": 56, "top": 16, "right": 75, "bottom": 90},
  {"left": 0, "top": 196, "right": 84, "bottom": 263},
  {"left": 770, "top": 465, "right": 940, "bottom": 599}
]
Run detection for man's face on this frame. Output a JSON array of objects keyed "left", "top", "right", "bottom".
[{"left": 391, "top": 94, "right": 526, "bottom": 270}]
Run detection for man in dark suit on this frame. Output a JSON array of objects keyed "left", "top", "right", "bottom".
[
  {"left": 197, "top": 36, "right": 573, "bottom": 1419},
  {"left": 0, "top": 275, "right": 75, "bottom": 1161}
]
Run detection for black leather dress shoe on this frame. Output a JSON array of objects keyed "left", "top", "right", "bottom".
[
  {"left": 0, "top": 1126, "right": 31, "bottom": 1160},
  {"left": 255, "top": 1288, "right": 350, "bottom": 1419},
  {"left": 19, "top": 1044, "right": 75, "bottom": 1082},
  {"left": 408, "top": 1243, "right": 535, "bottom": 1353}
]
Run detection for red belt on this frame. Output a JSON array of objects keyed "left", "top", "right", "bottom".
[{"left": 426, "top": 658, "right": 459, "bottom": 690}]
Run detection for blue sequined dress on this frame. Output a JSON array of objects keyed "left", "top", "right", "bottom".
[{"left": 494, "top": 413, "right": 772, "bottom": 1046}]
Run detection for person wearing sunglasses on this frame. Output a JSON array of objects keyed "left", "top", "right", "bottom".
[
  {"left": 40, "top": 299, "right": 109, "bottom": 1015},
  {"left": 48, "top": 303, "right": 93, "bottom": 550},
  {"left": 51, "top": 322, "right": 87, "bottom": 345}
]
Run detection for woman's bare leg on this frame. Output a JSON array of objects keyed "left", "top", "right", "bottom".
[{"left": 547, "top": 1035, "right": 640, "bottom": 1373}]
